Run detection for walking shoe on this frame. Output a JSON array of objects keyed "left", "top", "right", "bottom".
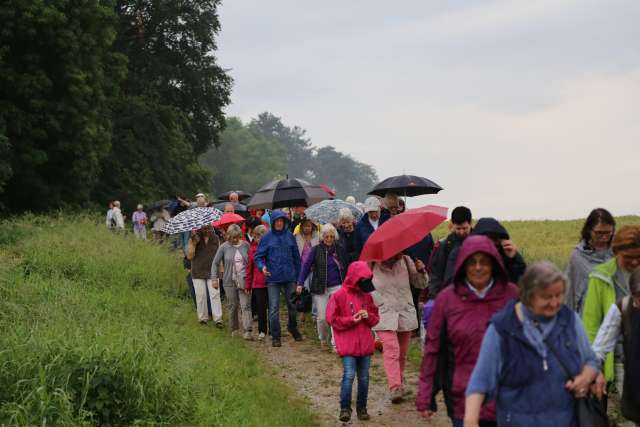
[
  {"left": 390, "top": 388, "right": 403, "bottom": 404},
  {"left": 356, "top": 407, "right": 370, "bottom": 421},
  {"left": 272, "top": 338, "right": 281, "bottom": 347},
  {"left": 215, "top": 322, "right": 224, "bottom": 329},
  {"left": 243, "top": 332, "right": 252, "bottom": 340},
  {"left": 231, "top": 330, "right": 239, "bottom": 337},
  {"left": 199, "top": 320, "right": 207, "bottom": 325},
  {"left": 290, "top": 329, "right": 303, "bottom": 342},
  {"left": 339, "top": 408, "right": 351, "bottom": 422},
  {"left": 258, "top": 332, "right": 266, "bottom": 340}
]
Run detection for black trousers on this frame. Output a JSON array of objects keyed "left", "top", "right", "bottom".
[{"left": 253, "top": 288, "right": 269, "bottom": 335}]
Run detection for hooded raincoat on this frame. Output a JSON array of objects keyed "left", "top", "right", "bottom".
[
  {"left": 254, "top": 210, "right": 301, "bottom": 284},
  {"left": 326, "top": 261, "right": 380, "bottom": 357},
  {"left": 416, "top": 235, "right": 519, "bottom": 421}
]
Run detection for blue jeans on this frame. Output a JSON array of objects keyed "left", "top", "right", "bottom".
[
  {"left": 267, "top": 282, "right": 298, "bottom": 339},
  {"left": 340, "top": 356, "right": 371, "bottom": 410}
]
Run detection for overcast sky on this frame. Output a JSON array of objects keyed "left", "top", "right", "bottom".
[{"left": 216, "top": 0, "right": 640, "bottom": 220}]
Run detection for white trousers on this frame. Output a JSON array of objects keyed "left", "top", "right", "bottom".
[
  {"left": 192, "top": 278, "right": 222, "bottom": 322},
  {"left": 133, "top": 227, "right": 147, "bottom": 239},
  {"left": 313, "top": 285, "right": 340, "bottom": 344}
]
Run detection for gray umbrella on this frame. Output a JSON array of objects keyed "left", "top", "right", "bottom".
[
  {"left": 161, "top": 207, "right": 223, "bottom": 234},
  {"left": 304, "top": 199, "right": 363, "bottom": 225}
]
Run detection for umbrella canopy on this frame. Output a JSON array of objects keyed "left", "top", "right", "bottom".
[
  {"left": 161, "top": 207, "right": 223, "bottom": 235},
  {"left": 217, "top": 190, "right": 252, "bottom": 202},
  {"left": 320, "top": 184, "right": 336, "bottom": 199},
  {"left": 247, "top": 177, "right": 330, "bottom": 209},
  {"left": 148, "top": 199, "right": 172, "bottom": 211},
  {"left": 304, "top": 199, "right": 363, "bottom": 225},
  {"left": 213, "top": 213, "right": 245, "bottom": 228},
  {"left": 359, "top": 205, "right": 448, "bottom": 262},
  {"left": 212, "top": 201, "right": 249, "bottom": 218},
  {"left": 369, "top": 174, "right": 443, "bottom": 197}
]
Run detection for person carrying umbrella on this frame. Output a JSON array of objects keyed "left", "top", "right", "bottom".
[
  {"left": 187, "top": 224, "right": 222, "bottom": 327},
  {"left": 354, "top": 197, "right": 388, "bottom": 259},
  {"left": 254, "top": 209, "right": 304, "bottom": 347},
  {"left": 297, "top": 224, "right": 349, "bottom": 350}
]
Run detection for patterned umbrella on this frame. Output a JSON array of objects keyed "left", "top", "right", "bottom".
[
  {"left": 304, "top": 199, "right": 363, "bottom": 224},
  {"left": 161, "top": 207, "right": 223, "bottom": 234},
  {"left": 247, "top": 177, "right": 330, "bottom": 209}
]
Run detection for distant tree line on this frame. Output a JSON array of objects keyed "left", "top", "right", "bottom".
[
  {"left": 201, "top": 112, "right": 378, "bottom": 202},
  {"left": 0, "top": 1, "right": 377, "bottom": 212}
]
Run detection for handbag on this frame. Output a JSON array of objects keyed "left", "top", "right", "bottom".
[
  {"left": 403, "top": 256, "right": 427, "bottom": 289},
  {"left": 544, "top": 338, "right": 612, "bottom": 427}
]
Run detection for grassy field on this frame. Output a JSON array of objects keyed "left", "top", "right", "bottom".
[{"left": 0, "top": 214, "right": 318, "bottom": 426}]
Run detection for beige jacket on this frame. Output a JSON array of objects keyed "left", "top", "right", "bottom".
[{"left": 371, "top": 256, "right": 428, "bottom": 332}]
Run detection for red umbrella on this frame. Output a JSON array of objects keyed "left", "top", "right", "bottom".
[
  {"left": 359, "top": 205, "right": 448, "bottom": 262},
  {"left": 320, "top": 184, "right": 336, "bottom": 199},
  {"left": 213, "top": 213, "right": 245, "bottom": 228}
]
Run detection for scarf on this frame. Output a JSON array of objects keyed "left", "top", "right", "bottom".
[{"left": 521, "top": 304, "right": 558, "bottom": 360}]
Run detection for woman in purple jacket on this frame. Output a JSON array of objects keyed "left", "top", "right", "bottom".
[{"left": 416, "top": 235, "right": 519, "bottom": 427}]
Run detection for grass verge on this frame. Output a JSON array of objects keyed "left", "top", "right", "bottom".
[{"left": 0, "top": 213, "right": 319, "bottom": 426}]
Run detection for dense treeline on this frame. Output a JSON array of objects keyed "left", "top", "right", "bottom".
[
  {"left": 0, "top": 0, "right": 231, "bottom": 212},
  {"left": 201, "top": 112, "right": 378, "bottom": 201},
  {"left": 0, "top": 1, "right": 377, "bottom": 213}
]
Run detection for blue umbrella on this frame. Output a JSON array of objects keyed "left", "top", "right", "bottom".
[{"left": 304, "top": 199, "right": 363, "bottom": 225}]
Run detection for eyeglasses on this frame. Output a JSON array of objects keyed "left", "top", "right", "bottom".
[{"left": 592, "top": 230, "right": 613, "bottom": 237}]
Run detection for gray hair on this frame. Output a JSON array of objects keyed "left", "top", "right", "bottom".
[
  {"left": 630, "top": 268, "right": 640, "bottom": 297},
  {"left": 226, "top": 224, "right": 243, "bottom": 240},
  {"left": 520, "top": 261, "right": 567, "bottom": 306},
  {"left": 338, "top": 208, "right": 354, "bottom": 223},
  {"left": 253, "top": 224, "right": 267, "bottom": 238},
  {"left": 320, "top": 223, "right": 338, "bottom": 240}
]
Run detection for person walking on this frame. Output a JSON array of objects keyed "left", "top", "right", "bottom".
[
  {"left": 464, "top": 262, "right": 601, "bottom": 427},
  {"left": 211, "top": 224, "right": 252, "bottom": 339},
  {"left": 186, "top": 225, "right": 222, "bottom": 327},
  {"left": 246, "top": 225, "right": 269, "bottom": 340},
  {"left": 582, "top": 225, "right": 640, "bottom": 398},
  {"left": 428, "top": 206, "right": 473, "bottom": 297},
  {"left": 254, "top": 209, "right": 303, "bottom": 347},
  {"left": 565, "top": 208, "right": 615, "bottom": 313},
  {"left": 132, "top": 204, "right": 148, "bottom": 240},
  {"left": 326, "top": 261, "right": 380, "bottom": 422},
  {"left": 298, "top": 224, "right": 348, "bottom": 350},
  {"left": 354, "top": 196, "right": 388, "bottom": 259},
  {"left": 370, "top": 251, "right": 427, "bottom": 402},
  {"left": 337, "top": 208, "right": 358, "bottom": 265},
  {"left": 106, "top": 201, "right": 115, "bottom": 229},
  {"left": 111, "top": 200, "right": 125, "bottom": 232},
  {"left": 417, "top": 235, "right": 519, "bottom": 425},
  {"left": 592, "top": 267, "right": 640, "bottom": 426}
]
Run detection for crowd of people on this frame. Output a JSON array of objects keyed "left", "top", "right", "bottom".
[{"left": 105, "top": 194, "right": 640, "bottom": 426}]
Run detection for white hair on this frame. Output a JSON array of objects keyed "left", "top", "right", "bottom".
[
  {"left": 320, "top": 223, "right": 338, "bottom": 240},
  {"left": 338, "top": 208, "right": 354, "bottom": 223}
]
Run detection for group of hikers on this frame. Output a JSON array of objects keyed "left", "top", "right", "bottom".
[{"left": 106, "top": 193, "right": 640, "bottom": 426}]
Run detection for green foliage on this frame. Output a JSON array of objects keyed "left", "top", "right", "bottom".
[
  {"left": 204, "top": 112, "right": 379, "bottom": 200},
  {"left": 0, "top": 0, "right": 127, "bottom": 212},
  {"left": 200, "top": 117, "right": 287, "bottom": 194},
  {"left": 0, "top": 214, "right": 318, "bottom": 426}
]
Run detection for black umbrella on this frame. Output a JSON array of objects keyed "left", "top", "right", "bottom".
[
  {"left": 368, "top": 174, "right": 443, "bottom": 197},
  {"left": 247, "top": 178, "right": 330, "bottom": 209},
  {"left": 148, "top": 199, "right": 172, "bottom": 211},
  {"left": 211, "top": 201, "right": 250, "bottom": 218},
  {"left": 217, "top": 190, "right": 252, "bottom": 202}
]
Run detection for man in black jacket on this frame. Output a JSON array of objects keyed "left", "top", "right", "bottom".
[{"left": 428, "top": 206, "right": 473, "bottom": 297}]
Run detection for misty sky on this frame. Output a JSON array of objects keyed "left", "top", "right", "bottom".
[{"left": 216, "top": 0, "right": 640, "bottom": 220}]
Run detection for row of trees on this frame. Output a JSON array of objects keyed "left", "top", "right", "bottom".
[
  {"left": 0, "top": 1, "right": 378, "bottom": 212},
  {"left": 0, "top": 0, "right": 231, "bottom": 212},
  {"left": 200, "top": 112, "right": 378, "bottom": 202}
]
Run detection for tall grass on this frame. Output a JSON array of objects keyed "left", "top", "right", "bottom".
[{"left": 0, "top": 213, "right": 318, "bottom": 426}]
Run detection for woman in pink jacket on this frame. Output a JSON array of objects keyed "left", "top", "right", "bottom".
[{"left": 327, "top": 261, "right": 380, "bottom": 423}]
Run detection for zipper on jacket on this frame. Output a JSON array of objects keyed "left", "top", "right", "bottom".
[{"left": 543, "top": 359, "right": 548, "bottom": 371}]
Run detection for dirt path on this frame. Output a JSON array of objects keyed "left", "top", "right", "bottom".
[{"left": 249, "top": 322, "right": 450, "bottom": 427}]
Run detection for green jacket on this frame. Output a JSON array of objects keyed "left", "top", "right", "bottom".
[{"left": 581, "top": 258, "right": 619, "bottom": 382}]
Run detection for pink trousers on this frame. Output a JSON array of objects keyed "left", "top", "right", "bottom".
[{"left": 377, "top": 330, "right": 412, "bottom": 391}]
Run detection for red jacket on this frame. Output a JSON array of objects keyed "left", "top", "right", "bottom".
[
  {"left": 245, "top": 240, "right": 266, "bottom": 290},
  {"left": 416, "top": 235, "right": 519, "bottom": 420},
  {"left": 326, "top": 261, "right": 380, "bottom": 357}
]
